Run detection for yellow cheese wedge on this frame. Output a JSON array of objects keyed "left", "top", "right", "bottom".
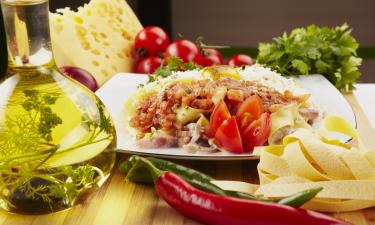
[{"left": 50, "top": 0, "right": 143, "bottom": 85}]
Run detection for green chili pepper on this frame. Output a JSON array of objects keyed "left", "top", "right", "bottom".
[
  {"left": 119, "top": 156, "right": 322, "bottom": 207},
  {"left": 119, "top": 156, "right": 214, "bottom": 184},
  {"left": 277, "top": 187, "right": 323, "bottom": 207},
  {"left": 118, "top": 155, "right": 152, "bottom": 184},
  {"left": 188, "top": 179, "right": 227, "bottom": 195},
  {"left": 120, "top": 156, "right": 226, "bottom": 195},
  {"left": 146, "top": 157, "right": 214, "bottom": 182},
  {"left": 223, "top": 190, "right": 258, "bottom": 200}
]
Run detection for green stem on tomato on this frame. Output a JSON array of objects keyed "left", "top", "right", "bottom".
[{"left": 196, "top": 36, "right": 231, "bottom": 50}]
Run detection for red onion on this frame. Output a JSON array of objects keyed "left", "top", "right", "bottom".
[{"left": 59, "top": 66, "right": 99, "bottom": 92}]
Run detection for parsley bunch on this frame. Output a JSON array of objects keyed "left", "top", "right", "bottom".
[{"left": 257, "top": 23, "right": 362, "bottom": 91}]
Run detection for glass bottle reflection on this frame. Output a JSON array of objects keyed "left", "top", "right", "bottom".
[{"left": 0, "top": 0, "right": 116, "bottom": 214}]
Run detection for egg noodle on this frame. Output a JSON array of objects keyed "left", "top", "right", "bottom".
[{"left": 213, "top": 115, "right": 375, "bottom": 212}]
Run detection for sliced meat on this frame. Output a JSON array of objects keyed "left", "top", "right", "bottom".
[
  {"left": 177, "top": 130, "right": 192, "bottom": 146},
  {"left": 269, "top": 126, "right": 294, "bottom": 145},
  {"left": 137, "top": 135, "right": 177, "bottom": 148},
  {"left": 299, "top": 108, "right": 320, "bottom": 123},
  {"left": 181, "top": 123, "right": 215, "bottom": 153}
]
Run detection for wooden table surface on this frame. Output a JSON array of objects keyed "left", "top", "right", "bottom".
[{"left": 1, "top": 94, "right": 375, "bottom": 225}]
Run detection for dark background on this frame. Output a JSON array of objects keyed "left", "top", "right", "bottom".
[
  {"left": 2, "top": 0, "right": 374, "bottom": 82},
  {"left": 49, "top": 0, "right": 172, "bottom": 35}
]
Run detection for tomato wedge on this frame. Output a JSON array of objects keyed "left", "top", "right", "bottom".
[
  {"left": 215, "top": 117, "right": 243, "bottom": 153},
  {"left": 210, "top": 100, "right": 231, "bottom": 136},
  {"left": 242, "top": 113, "right": 271, "bottom": 152},
  {"left": 236, "top": 95, "right": 264, "bottom": 130},
  {"left": 210, "top": 97, "right": 269, "bottom": 153}
]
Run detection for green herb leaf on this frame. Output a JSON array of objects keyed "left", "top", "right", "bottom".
[
  {"left": 291, "top": 59, "right": 310, "bottom": 75},
  {"left": 151, "top": 56, "right": 202, "bottom": 82},
  {"left": 21, "top": 90, "right": 63, "bottom": 141},
  {"left": 257, "top": 23, "right": 362, "bottom": 91}
]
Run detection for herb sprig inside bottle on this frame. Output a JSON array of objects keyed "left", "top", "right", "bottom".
[{"left": 0, "top": 0, "right": 116, "bottom": 214}]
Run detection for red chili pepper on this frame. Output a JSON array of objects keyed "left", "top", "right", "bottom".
[
  {"left": 129, "top": 157, "right": 351, "bottom": 225},
  {"left": 156, "top": 172, "right": 351, "bottom": 225}
]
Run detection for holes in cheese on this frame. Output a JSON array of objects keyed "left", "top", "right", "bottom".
[
  {"left": 81, "top": 41, "right": 91, "bottom": 51},
  {"left": 92, "top": 60, "right": 99, "bottom": 67},
  {"left": 74, "top": 16, "right": 83, "bottom": 24},
  {"left": 91, "top": 49, "right": 101, "bottom": 55},
  {"left": 101, "top": 69, "right": 109, "bottom": 77},
  {"left": 117, "top": 53, "right": 124, "bottom": 59},
  {"left": 50, "top": 0, "right": 143, "bottom": 86},
  {"left": 100, "top": 32, "right": 107, "bottom": 39}
]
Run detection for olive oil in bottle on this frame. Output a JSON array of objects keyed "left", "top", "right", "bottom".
[{"left": 0, "top": 0, "right": 116, "bottom": 214}]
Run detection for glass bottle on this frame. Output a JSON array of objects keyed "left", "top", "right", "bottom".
[
  {"left": 0, "top": 8, "right": 6, "bottom": 77},
  {"left": 0, "top": 0, "right": 116, "bottom": 214}
]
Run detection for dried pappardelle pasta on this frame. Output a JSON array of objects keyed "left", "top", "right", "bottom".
[{"left": 213, "top": 115, "right": 375, "bottom": 212}]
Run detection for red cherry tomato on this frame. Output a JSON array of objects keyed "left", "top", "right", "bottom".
[
  {"left": 236, "top": 95, "right": 264, "bottom": 130},
  {"left": 134, "top": 26, "right": 170, "bottom": 57},
  {"left": 242, "top": 113, "right": 271, "bottom": 152},
  {"left": 210, "top": 100, "right": 231, "bottom": 136},
  {"left": 204, "top": 49, "right": 223, "bottom": 62},
  {"left": 136, "top": 57, "right": 162, "bottom": 74},
  {"left": 131, "top": 46, "right": 141, "bottom": 65},
  {"left": 202, "top": 54, "right": 222, "bottom": 67},
  {"left": 202, "top": 48, "right": 223, "bottom": 66},
  {"left": 164, "top": 39, "right": 202, "bottom": 64},
  {"left": 227, "top": 54, "right": 253, "bottom": 67},
  {"left": 215, "top": 117, "right": 243, "bottom": 153}
]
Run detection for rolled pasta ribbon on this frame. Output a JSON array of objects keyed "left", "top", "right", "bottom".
[
  {"left": 268, "top": 103, "right": 311, "bottom": 145},
  {"left": 215, "top": 115, "right": 375, "bottom": 212}
]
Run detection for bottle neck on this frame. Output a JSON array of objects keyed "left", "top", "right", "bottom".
[
  {"left": 1, "top": 0, "right": 54, "bottom": 68},
  {"left": 0, "top": 8, "right": 7, "bottom": 75}
]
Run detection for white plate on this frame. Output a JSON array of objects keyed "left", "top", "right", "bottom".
[{"left": 95, "top": 73, "right": 356, "bottom": 160}]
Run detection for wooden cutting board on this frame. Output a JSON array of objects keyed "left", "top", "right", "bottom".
[{"left": 0, "top": 94, "right": 374, "bottom": 225}]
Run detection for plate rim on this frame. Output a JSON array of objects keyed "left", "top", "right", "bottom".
[{"left": 97, "top": 73, "right": 357, "bottom": 161}]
